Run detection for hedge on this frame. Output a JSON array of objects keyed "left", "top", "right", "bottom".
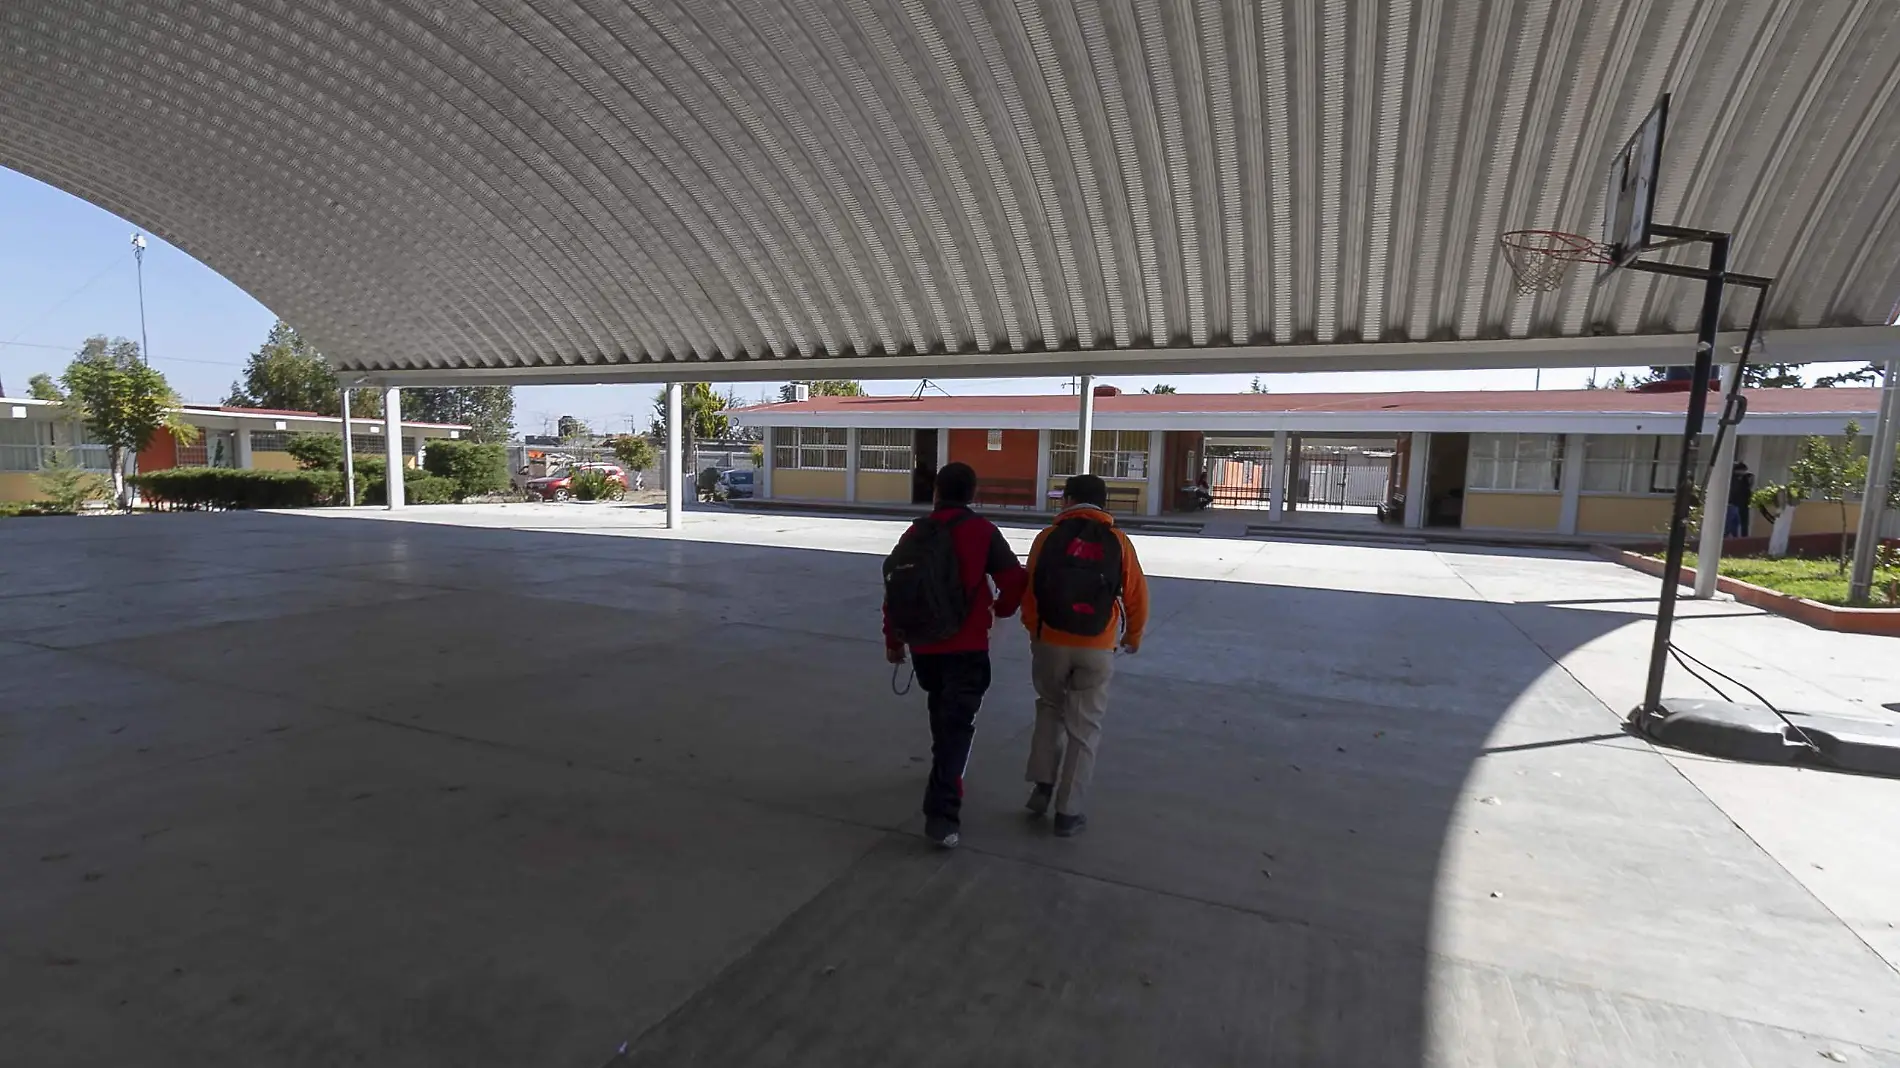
[
  {"left": 363, "top": 470, "right": 457, "bottom": 506},
  {"left": 421, "top": 439, "right": 508, "bottom": 499},
  {"left": 133, "top": 468, "right": 347, "bottom": 510}
]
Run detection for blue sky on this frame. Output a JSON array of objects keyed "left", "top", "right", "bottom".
[{"left": 0, "top": 166, "right": 1846, "bottom": 435}]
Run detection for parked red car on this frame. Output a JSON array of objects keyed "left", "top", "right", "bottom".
[{"left": 525, "top": 464, "right": 630, "bottom": 501}]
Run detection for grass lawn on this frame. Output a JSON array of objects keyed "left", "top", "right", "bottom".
[{"left": 1678, "top": 552, "right": 1900, "bottom": 607}]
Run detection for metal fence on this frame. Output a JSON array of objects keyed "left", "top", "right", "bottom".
[{"left": 1296, "top": 449, "right": 1393, "bottom": 512}]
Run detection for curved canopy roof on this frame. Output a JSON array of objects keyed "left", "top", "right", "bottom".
[{"left": 3, "top": 0, "right": 1898, "bottom": 383}]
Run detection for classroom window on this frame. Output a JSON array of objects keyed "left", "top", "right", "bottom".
[
  {"left": 1051, "top": 430, "right": 1149, "bottom": 480},
  {"left": 772, "top": 427, "right": 847, "bottom": 470},
  {"left": 857, "top": 428, "right": 913, "bottom": 471},
  {"left": 1581, "top": 434, "right": 1679, "bottom": 494},
  {"left": 1467, "top": 433, "right": 1564, "bottom": 492}
]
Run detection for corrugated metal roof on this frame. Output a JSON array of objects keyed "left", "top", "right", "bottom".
[
  {"left": 737, "top": 386, "right": 1885, "bottom": 418},
  {"left": 4, "top": 1, "right": 1898, "bottom": 382}
]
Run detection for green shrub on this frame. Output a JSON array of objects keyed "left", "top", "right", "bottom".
[
  {"left": 287, "top": 432, "right": 346, "bottom": 471},
  {"left": 569, "top": 468, "right": 618, "bottom": 501},
  {"left": 361, "top": 469, "right": 458, "bottom": 505},
  {"left": 132, "top": 468, "right": 346, "bottom": 510},
  {"left": 421, "top": 439, "right": 508, "bottom": 499},
  {"left": 35, "top": 449, "right": 110, "bottom": 513}
]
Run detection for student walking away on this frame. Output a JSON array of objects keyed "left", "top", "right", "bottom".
[
  {"left": 883, "top": 462, "right": 1026, "bottom": 849},
  {"left": 1020, "top": 474, "right": 1149, "bottom": 838},
  {"left": 1726, "top": 461, "right": 1754, "bottom": 538}
]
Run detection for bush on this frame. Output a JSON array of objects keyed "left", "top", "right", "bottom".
[
  {"left": 132, "top": 468, "right": 347, "bottom": 510},
  {"left": 569, "top": 468, "right": 619, "bottom": 501},
  {"left": 421, "top": 439, "right": 508, "bottom": 499},
  {"left": 287, "top": 432, "right": 346, "bottom": 471},
  {"left": 35, "top": 450, "right": 110, "bottom": 513},
  {"left": 361, "top": 468, "right": 458, "bottom": 506}
]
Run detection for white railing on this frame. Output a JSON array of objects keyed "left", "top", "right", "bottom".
[{"left": 0, "top": 444, "right": 114, "bottom": 474}]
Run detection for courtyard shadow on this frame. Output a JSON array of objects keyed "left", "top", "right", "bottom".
[{"left": 0, "top": 510, "right": 1689, "bottom": 1067}]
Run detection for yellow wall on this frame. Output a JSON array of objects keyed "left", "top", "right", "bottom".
[
  {"left": 1577, "top": 495, "right": 1675, "bottom": 536},
  {"left": 1792, "top": 500, "right": 1861, "bottom": 536},
  {"left": 858, "top": 470, "right": 913, "bottom": 503},
  {"left": 250, "top": 451, "right": 300, "bottom": 472},
  {"left": 771, "top": 467, "right": 847, "bottom": 500},
  {"left": 0, "top": 472, "right": 41, "bottom": 503},
  {"left": 1463, "top": 491, "right": 1562, "bottom": 531},
  {"left": 1047, "top": 478, "right": 1146, "bottom": 514}
]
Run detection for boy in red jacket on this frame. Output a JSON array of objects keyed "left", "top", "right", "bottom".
[{"left": 884, "top": 463, "right": 1027, "bottom": 849}]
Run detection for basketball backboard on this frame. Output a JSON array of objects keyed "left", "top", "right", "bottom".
[{"left": 1601, "top": 94, "right": 1670, "bottom": 273}]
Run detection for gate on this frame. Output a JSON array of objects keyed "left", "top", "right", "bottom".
[{"left": 1296, "top": 447, "right": 1393, "bottom": 512}]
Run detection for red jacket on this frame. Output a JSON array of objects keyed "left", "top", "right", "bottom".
[{"left": 883, "top": 507, "right": 1027, "bottom": 654}]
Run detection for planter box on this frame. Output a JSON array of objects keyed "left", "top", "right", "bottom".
[{"left": 1596, "top": 546, "right": 1900, "bottom": 638}]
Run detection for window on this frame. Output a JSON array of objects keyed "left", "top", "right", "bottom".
[
  {"left": 0, "top": 419, "right": 45, "bottom": 472},
  {"left": 1051, "top": 430, "right": 1149, "bottom": 479},
  {"left": 857, "top": 428, "right": 913, "bottom": 471},
  {"left": 1468, "top": 433, "right": 1564, "bottom": 492},
  {"left": 1581, "top": 434, "right": 1679, "bottom": 495},
  {"left": 772, "top": 427, "right": 846, "bottom": 470},
  {"left": 249, "top": 431, "right": 292, "bottom": 452}
]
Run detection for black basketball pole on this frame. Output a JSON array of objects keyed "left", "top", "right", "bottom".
[{"left": 1637, "top": 229, "right": 1728, "bottom": 714}]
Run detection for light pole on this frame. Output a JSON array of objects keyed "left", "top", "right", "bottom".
[{"left": 130, "top": 233, "right": 150, "bottom": 363}]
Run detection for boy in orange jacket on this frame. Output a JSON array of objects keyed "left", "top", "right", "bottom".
[{"left": 1019, "top": 473, "right": 1148, "bottom": 837}]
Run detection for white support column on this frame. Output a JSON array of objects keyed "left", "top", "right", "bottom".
[
  {"left": 845, "top": 427, "right": 861, "bottom": 503},
  {"left": 383, "top": 387, "right": 405, "bottom": 509},
  {"left": 760, "top": 426, "right": 775, "bottom": 499},
  {"left": 1077, "top": 376, "right": 1096, "bottom": 474},
  {"left": 340, "top": 388, "right": 357, "bottom": 507},
  {"left": 1035, "top": 429, "right": 1053, "bottom": 508},
  {"left": 235, "top": 426, "right": 254, "bottom": 470},
  {"left": 1694, "top": 365, "right": 1741, "bottom": 599},
  {"left": 1269, "top": 428, "right": 1289, "bottom": 522},
  {"left": 665, "top": 382, "right": 683, "bottom": 529},
  {"left": 935, "top": 427, "right": 950, "bottom": 471},
  {"left": 1402, "top": 432, "right": 1430, "bottom": 529},
  {"left": 1558, "top": 433, "right": 1586, "bottom": 535},
  {"left": 1144, "top": 429, "right": 1165, "bottom": 516},
  {"left": 1849, "top": 357, "right": 1900, "bottom": 603}
]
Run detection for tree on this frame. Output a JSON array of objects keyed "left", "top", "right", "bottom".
[
  {"left": 402, "top": 386, "right": 514, "bottom": 442},
  {"left": 1742, "top": 364, "right": 1805, "bottom": 388},
  {"left": 610, "top": 434, "right": 656, "bottom": 472},
  {"left": 557, "top": 414, "right": 591, "bottom": 443},
  {"left": 60, "top": 336, "right": 198, "bottom": 508},
  {"left": 225, "top": 321, "right": 364, "bottom": 415},
  {"left": 34, "top": 448, "right": 108, "bottom": 513},
  {"left": 1142, "top": 384, "right": 1178, "bottom": 394},
  {"left": 1815, "top": 362, "right": 1881, "bottom": 388},
  {"left": 1246, "top": 376, "right": 1269, "bottom": 394},
  {"left": 650, "top": 383, "right": 731, "bottom": 442},
  {"left": 780, "top": 379, "right": 866, "bottom": 400},
  {"left": 286, "top": 433, "right": 346, "bottom": 471},
  {"left": 1781, "top": 421, "right": 1869, "bottom": 574},
  {"left": 27, "top": 373, "right": 63, "bottom": 402}
]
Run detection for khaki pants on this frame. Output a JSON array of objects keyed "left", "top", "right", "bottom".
[{"left": 1026, "top": 640, "right": 1116, "bottom": 817}]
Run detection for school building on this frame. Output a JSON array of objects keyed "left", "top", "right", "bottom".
[
  {"left": 730, "top": 386, "right": 1888, "bottom": 540},
  {"left": 0, "top": 397, "right": 469, "bottom": 503}
]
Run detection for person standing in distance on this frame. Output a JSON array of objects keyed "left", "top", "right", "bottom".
[
  {"left": 883, "top": 462, "right": 1026, "bottom": 849},
  {"left": 1019, "top": 473, "right": 1149, "bottom": 837}
]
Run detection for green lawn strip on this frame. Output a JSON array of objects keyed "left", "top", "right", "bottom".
[{"left": 1674, "top": 552, "right": 1899, "bottom": 607}]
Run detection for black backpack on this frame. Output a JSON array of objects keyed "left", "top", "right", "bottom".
[
  {"left": 882, "top": 512, "right": 972, "bottom": 645},
  {"left": 1034, "top": 515, "right": 1124, "bottom": 637}
]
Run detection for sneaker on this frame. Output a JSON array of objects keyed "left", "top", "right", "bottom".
[
  {"left": 1053, "top": 813, "right": 1088, "bottom": 838},
  {"left": 924, "top": 816, "right": 961, "bottom": 850},
  {"left": 1025, "top": 783, "right": 1054, "bottom": 818}
]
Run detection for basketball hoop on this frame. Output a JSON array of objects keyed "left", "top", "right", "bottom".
[{"left": 1499, "top": 229, "right": 1610, "bottom": 294}]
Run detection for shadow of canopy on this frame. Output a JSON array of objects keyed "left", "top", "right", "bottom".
[{"left": 0, "top": 510, "right": 1755, "bottom": 1066}]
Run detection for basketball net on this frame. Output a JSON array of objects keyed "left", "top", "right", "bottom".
[{"left": 1498, "top": 230, "right": 1610, "bottom": 294}]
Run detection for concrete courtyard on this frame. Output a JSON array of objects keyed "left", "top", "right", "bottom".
[{"left": 3, "top": 504, "right": 1898, "bottom": 1067}]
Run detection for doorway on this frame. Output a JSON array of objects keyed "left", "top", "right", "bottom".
[
  {"left": 911, "top": 429, "right": 938, "bottom": 504},
  {"left": 1424, "top": 433, "right": 1469, "bottom": 527}
]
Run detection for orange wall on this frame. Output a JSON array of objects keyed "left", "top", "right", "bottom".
[
  {"left": 139, "top": 427, "right": 177, "bottom": 472},
  {"left": 947, "top": 429, "right": 1040, "bottom": 484}
]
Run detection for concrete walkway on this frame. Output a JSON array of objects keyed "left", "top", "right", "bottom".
[{"left": 2, "top": 504, "right": 1896, "bottom": 1067}]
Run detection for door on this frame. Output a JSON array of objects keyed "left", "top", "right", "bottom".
[{"left": 912, "top": 429, "right": 938, "bottom": 504}]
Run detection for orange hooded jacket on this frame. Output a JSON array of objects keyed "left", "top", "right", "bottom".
[{"left": 1020, "top": 505, "right": 1149, "bottom": 651}]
